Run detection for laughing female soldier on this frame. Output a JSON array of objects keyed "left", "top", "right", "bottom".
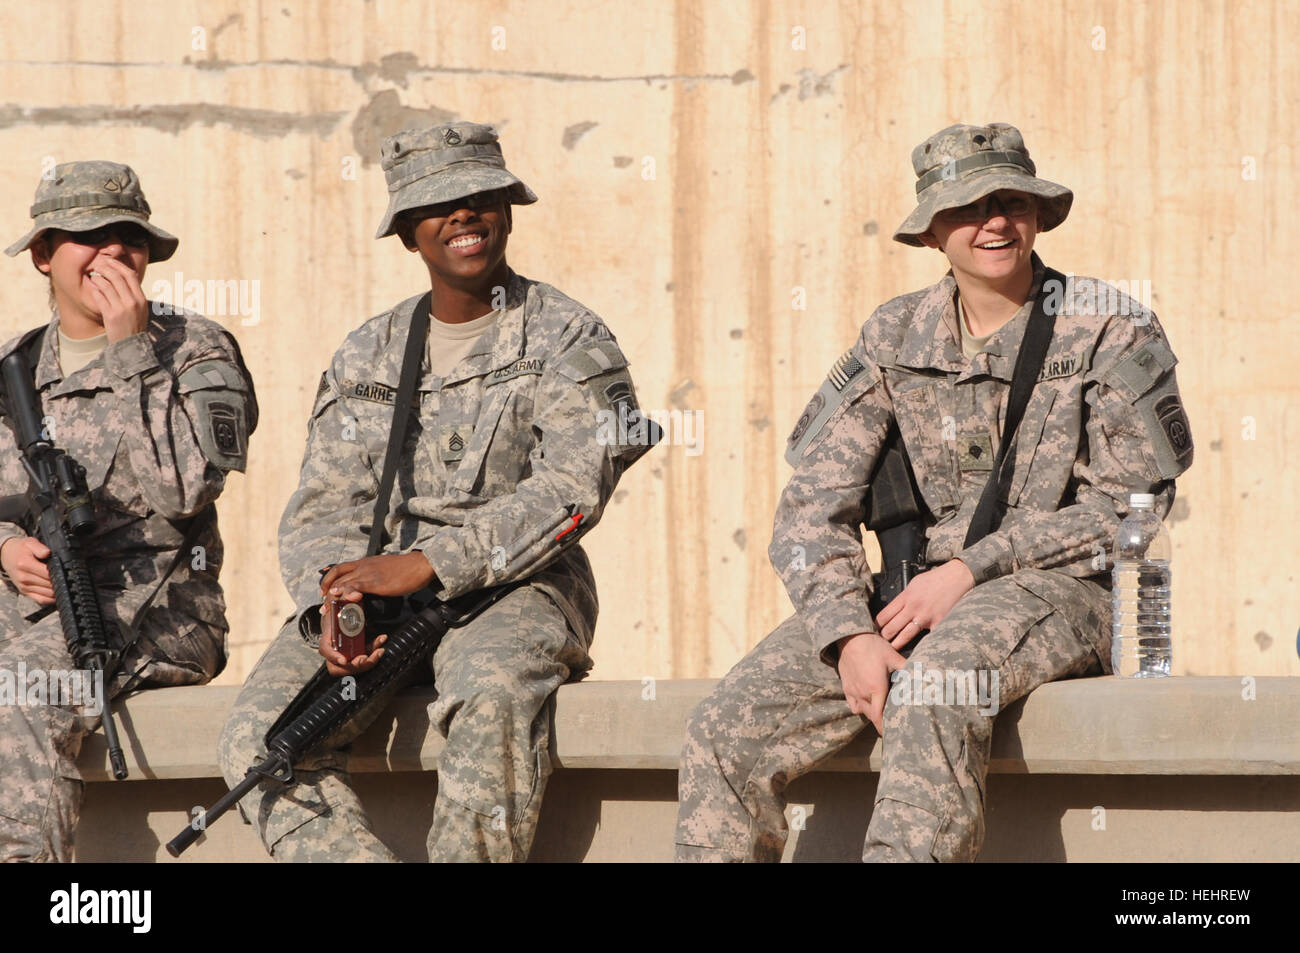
[
  {"left": 0, "top": 161, "right": 256, "bottom": 861},
  {"left": 675, "top": 123, "right": 1193, "bottom": 862}
]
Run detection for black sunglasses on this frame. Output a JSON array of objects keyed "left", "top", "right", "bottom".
[
  {"left": 400, "top": 189, "right": 510, "bottom": 225},
  {"left": 57, "top": 223, "right": 152, "bottom": 249}
]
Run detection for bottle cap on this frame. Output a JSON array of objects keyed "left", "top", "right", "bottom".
[{"left": 1128, "top": 492, "right": 1156, "bottom": 508}]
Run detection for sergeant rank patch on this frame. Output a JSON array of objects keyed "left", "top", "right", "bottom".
[{"left": 440, "top": 425, "right": 474, "bottom": 462}]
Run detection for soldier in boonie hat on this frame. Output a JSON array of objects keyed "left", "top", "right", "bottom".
[
  {"left": 5, "top": 160, "right": 178, "bottom": 262},
  {"left": 893, "top": 122, "right": 1072, "bottom": 247},
  {"left": 221, "top": 118, "right": 657, "bottom": 864},
  {"left": 374, "top": 121, "right": 537, "bottom": 240},
  {"left": 0, "top": 158, "right": 256, "bottom": 862},
  {"left": 676, "top": 121, "right": 1195, "bottom": 864}
]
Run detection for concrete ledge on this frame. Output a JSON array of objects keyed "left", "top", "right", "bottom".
[
  {"left": 80, "top": 676, "right": 1300, "bottom": 781},
  {"left": 74, "top": 676, "right": 1300, "bottom": 862}
]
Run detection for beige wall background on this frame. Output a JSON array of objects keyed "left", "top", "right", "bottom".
[{"left": 0, "top": 0, "right": 1294, "bottom": 682}]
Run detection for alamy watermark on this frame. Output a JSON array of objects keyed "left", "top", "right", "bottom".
[
  {"left": 1043, "top": 276, "right": 1153, "bottom": 321},
  {"left": 49, "top": 883, "right": 150, "bottom": 933},
  {"left": 149, "top": 270, "right": 261, "bottom": 326},
  {"left": 0, "top": 663, "right": 105, "bottom": 717},
  {"left": 888, "top": 663, "right": 1000, "bottom": 716},
  {"left": 596, "top": 405, "right": 703, "bottom": 457}
]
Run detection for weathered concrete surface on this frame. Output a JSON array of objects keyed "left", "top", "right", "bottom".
[
  {"left": 0, "top": 2, "right": 1296, "bottom": 683},
  {"left": 73, "top": 677, "right": 1300, "bottom": 862}
]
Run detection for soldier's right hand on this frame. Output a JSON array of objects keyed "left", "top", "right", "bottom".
[
  {"left": 836, "top": 632, "right": 906, "bottom": 736},
  {"left": 0, "top": 536, "right": 55, "bottom": 605},
  {"left": 317, "top": 625, "right": 389, "bottom": 677}
]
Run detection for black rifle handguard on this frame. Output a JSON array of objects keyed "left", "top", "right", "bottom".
[
  {"left": 165, "top": 582, "right": 522, "bottom": 857},
  {"left": 1, "top": 348, "right": 128, "bottom": 780}
]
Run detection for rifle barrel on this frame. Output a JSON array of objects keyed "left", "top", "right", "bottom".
[{"left": 165, "top": 763, "right": 272, "bottom": 857}]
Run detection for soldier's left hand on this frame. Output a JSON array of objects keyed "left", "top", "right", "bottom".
[
  {"left": 87, "top": 256, "right": 150, "bottom": 342},
  {"left": 875, "top": 558, "right": 976, "bottom": 649},
  {"left": 320, "top": 551, "right": 437, "bottom": 600}
]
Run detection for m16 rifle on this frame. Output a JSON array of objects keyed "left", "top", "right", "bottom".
[
  {"left": 0, "top": 346, "right": 128, "bottom": 780},
  {"left": 165, "top": 582, "right": 521, "bottom": 856}
]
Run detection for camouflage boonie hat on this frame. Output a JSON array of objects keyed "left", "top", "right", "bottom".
[
  {"left": 893, "top": 123, "right": 1072, "bottom": 247},
  {"left": 5, "top": 160, "right": 178, "bottom": 261},
  {"left": 374, "top": 121, "right": 537, "bottom": 239}
]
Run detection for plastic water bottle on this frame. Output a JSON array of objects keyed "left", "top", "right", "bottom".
[{"left": 1111, "top": 493, "right": 1172, "bottom": 677}]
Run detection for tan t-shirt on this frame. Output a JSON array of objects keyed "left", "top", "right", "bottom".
[
  {"left": 427, "top": 308, "right": 500, "bottom": 378},
  {"left": 957, "top": 296, "right": 996, "bottom": 359},
  {"left": 57, "top": 327, "right": 109, "bottom": 377}
]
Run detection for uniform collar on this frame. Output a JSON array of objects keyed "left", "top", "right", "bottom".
[
  {"left": 42, "top": 309, "right": 121, "bottom": 396},
  {"left": 895, "top": 252, "right": 1050, "bottom": 381},
  {"left": 895, "top": 276, "right": 966, "bottom": 373},
  {"left": 34, "top": 310, "right": 63, "bottom": 389},
  {"left": 959, "top": 252, "right": 1049, "bottom": 383},
  {"left": 375, "top": 269, "right": 531, "bottom": 389}
]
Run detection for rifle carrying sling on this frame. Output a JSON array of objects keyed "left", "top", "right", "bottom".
[
  {"left": 365, "top": 292, "right": 431, "bottom": 555},
  {"left": 267, "top": 292, "right": 436, "bottom": 744},
  {"left": 963, "top": 267, "right": 1065, "bottom": 548},
  {"left": 864, "top": 267, "right": 1065, "bottom": 637}
]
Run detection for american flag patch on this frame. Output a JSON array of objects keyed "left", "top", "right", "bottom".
[{"left": 828, "top": 350, "right": 865, "bottom": 391}]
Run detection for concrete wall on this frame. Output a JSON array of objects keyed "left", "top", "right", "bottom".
[{"left": 1, "top": 0, "right": 1295, "bottom": 682}]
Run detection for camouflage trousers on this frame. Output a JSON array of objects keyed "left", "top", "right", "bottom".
[
  {"left": 676, "top": 568, "right": 1110, "bottom": 862},
  {"left": 0, "top": 594, "right": 223, "bottom": 862},
  {"left": 218, "top": 584, "right": 591, "bottom": 863}
]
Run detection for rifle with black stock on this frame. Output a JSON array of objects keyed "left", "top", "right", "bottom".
[
  {"left": 0, "top": 346, "right": 129, "bottom": 780},
  {"left": 864, "top": 421, "right": 931, "bottom": 638}
]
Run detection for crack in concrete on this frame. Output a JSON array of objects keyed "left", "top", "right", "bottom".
[
  {"left": 2, "top": 58, "right": 756, "bottom": 86},
  {"left": 0, "top": 103, "right": 345, "bottom": 137}
]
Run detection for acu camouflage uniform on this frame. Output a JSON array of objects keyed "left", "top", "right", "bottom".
[
  {"left": 676, "top": 124, "right": 1194, "bottom": 862},
  {"left": 0, "top": 162, "right": 256, "bottom": 862},
  {"left": 219, "top": 123, "right": 654, "bottom": 863}
]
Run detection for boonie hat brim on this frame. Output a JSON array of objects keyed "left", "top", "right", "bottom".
[
  {"left": 374, "top": 169, "right": 537, "bottom": 240},
  {"left": 5, "top": 207, "right": 179, "bottom": 262},
  {"left": 893, "top": 168, "right": 1072, "bottom": 247}
]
